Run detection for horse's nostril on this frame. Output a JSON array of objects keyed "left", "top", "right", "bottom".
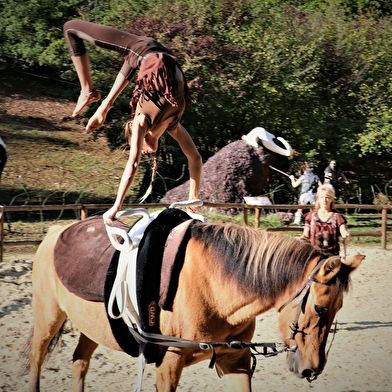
[{"left": 302, "top": 369, "right": 314, "bottom": 378}]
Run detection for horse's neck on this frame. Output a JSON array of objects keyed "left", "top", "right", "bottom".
[
  {"left": 195, "top": 249, "right": 275, "bottom": 325},
  {"left": 225, "top": 298, "right": 275, "bottom": 326},
  {"left": 181, "top": 238, "right": 310, "bottom": 327},
  {"left": 204, "top": 257, "right": 314, "bottom": 326}
]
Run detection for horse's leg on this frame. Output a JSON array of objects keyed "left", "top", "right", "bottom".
[
  {"left": 28, "top": 226, "right": 68, "bottom": 392},
  {"left": 155, "top": 349, "right": 186, "bottom": 392},
  {"left": 215, "top": 350, "right": 252, "bottom": 392},
  {"left": 72, "top": 333, "right": 99, "bottom": 392},
  {"left": 27, "top": 305, "right": 67, "bottom": 392}
]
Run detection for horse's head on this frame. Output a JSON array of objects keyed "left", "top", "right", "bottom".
[{"left": 278, "top": 254, "right": 365, "bottom": 381}]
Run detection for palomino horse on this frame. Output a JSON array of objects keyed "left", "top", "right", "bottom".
[{"left": 25, "top": 211, "right": 364, "bottom": 391}]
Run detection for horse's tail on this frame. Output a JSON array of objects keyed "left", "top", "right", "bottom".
[{"left": 18, "top": 320, "right": 67, "bottom": 376}]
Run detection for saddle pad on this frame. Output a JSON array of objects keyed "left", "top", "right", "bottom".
[
  {"left": 159, "top": 219, "right": 194, "bottom": 311},
  {"left": 136, "top": 208, "right": 192, "bottom": 363},
  {"left": 54, "top": 216, "right": 129, "bottom": 302}
]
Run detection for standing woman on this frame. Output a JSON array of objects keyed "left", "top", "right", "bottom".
[
  {"left": 301, "top": 184, "right": 350, "bottom": 256},
  {"left": 63, "top": 20, "right": 202, "bottom": 224}
]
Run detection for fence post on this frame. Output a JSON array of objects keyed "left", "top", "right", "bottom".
[
  {"left": 254, "top": 208, "right": 260, "bottom": 228},
  {"left": 243, "top": 207, "right": 248, "bottom": 226},
  {"left": 81, "top": 205, "right": 88, "bottom": 220},
  {"left": 381, "top": 207, "right": 387, "bottom": 249},
  {"left": 0, "top": 206, "right": 3, "bottom": 262}
]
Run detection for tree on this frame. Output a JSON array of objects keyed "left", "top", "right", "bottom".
[{"left": 1, "top": 0, "right": 392, "bottom": 203}]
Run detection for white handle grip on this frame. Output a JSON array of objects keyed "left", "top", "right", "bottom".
[
  {"left": 115, "top": 208, "right": 150, "bottom": 219},
  {"left": 169, "top": 199, "right": 203, "bottom": 209},
  {"left": 106, "top": 208, "right": 152, "bottom": 251},
  {"left": 105, "top": 226, "right": 133, "bottom": 252}
]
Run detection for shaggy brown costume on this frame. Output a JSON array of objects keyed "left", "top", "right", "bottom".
[{"left": 160, "top": 139, "right": 290, "bottom": 206}]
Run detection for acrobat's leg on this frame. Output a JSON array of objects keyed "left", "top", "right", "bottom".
[{"left": 70, "top": 53, "right": 101, "bottom": 117}]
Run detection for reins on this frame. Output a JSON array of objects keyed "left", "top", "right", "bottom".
[
  {"left": 128, "top": 326, "right": 287, "bottom": 372},
  {"left": 126, "top": 325, "right": 288, "bottom": 391}
]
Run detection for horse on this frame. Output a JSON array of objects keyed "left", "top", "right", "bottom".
[{"left": 25, "top": 211, "right": 364, "bottom": 392}]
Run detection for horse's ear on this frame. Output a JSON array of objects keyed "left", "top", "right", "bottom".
[
  {"left": 316, "top": 256, "right": 341, "bottom": 283},
  {"left": 341, "top": 254, "right": 365, "bottom": 273}
]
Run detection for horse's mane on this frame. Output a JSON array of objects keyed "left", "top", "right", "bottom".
[{"left": 190, "top": 221, "right": 324, "bottom": 298}]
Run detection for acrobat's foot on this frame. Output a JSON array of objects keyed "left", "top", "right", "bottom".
[{"left": 72, "top": 89, "right": 101, "bottom": 117}]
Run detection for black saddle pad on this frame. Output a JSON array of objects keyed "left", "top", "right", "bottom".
[{"left": 135, "top": 208, "right": 192, "bottom": 362}]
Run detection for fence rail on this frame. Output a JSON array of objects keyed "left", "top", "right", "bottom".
[{"left": 1, "top": 202, "right": 390, "bottom": 262}]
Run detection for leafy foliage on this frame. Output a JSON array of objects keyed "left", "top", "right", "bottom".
[{"left": 1, "top": 0, "right": 392, "bottom": 204}]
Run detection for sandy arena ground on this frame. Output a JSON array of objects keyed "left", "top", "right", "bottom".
[{"left": 0, "top": 246, "right": 391, "bottom": 392}]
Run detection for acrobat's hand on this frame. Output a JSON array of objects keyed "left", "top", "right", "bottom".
[
  {"left": 85, "top": 101, "right": 112, "bottom": 132},
  {"left": 86, "top": 111, "right": 106, "bottom": 132},
  {"left": 103, "top": 205, "right": 119, "bottom": 226}
]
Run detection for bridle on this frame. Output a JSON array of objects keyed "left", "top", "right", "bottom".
[
  {"left": 278, "top": 258, "right": 328, "bottom": 352},
  {"left": 278, "top": 257, "right": 341, "bottom": 383}
]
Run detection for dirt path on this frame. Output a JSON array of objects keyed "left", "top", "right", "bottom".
[{"left": 1, "top": 246, "right": 391, "bottom": 392}]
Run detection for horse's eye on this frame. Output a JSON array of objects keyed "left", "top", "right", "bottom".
[{"left": 314, "top": 305, "right": 327, "bottom": 317}]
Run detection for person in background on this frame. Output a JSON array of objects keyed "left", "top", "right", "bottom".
[
  {"left": 289, "top": 161, "right": 321, "bottom": 225},
  {"left": 300, "top": 183, "right": 350, "bottom": 256},
  {"left": 63, "top": 20, "right": 202, "bottom": 224},
  {"left": 0, "top": 136, "right": 7, "bottom": 182},
  {"left": 323, "top": 159, "right": 349, "bottom": 199}
]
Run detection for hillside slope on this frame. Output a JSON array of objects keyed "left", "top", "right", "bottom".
[{"left": 0, "top": 67, "right": 144, "bottom": 207}]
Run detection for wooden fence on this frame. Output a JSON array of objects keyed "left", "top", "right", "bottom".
[{"left": 1, "top": 202, "right": 391, "bottom": 262}]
